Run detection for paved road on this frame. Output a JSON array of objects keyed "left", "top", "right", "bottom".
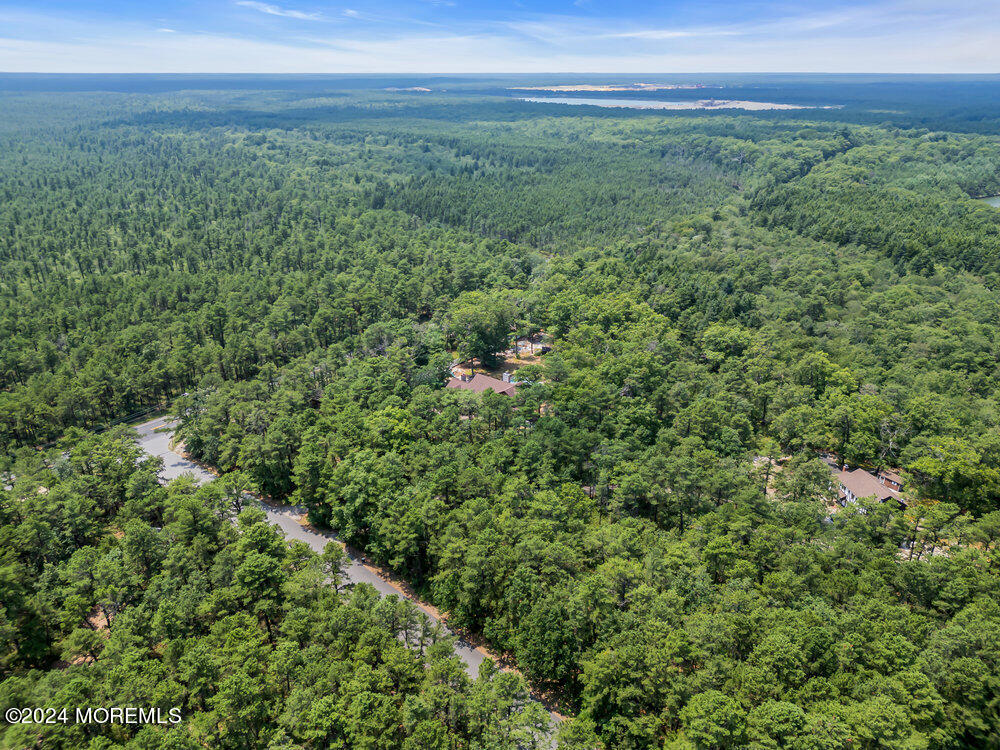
[{"left": 134, "top": 416, "right": 490, "bottom": 676}]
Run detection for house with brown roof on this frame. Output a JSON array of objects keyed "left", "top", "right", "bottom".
[
  {"left": 445, "top": 372, "right": 518, "bottom": 397},
  {"left": 877, "top": 469, "right": 904, "bottom": 493},
  {"left": 834, "top": 466, "right": 906, "bottom": 508}
]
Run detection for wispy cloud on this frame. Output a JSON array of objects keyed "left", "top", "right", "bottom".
[
  {"left": 0, "top": 0, "right": 998, "bottom": 73},
  {"left": 608, "top": 2, "right": 971, "bottom": 42},
  {"left": 609, "top": 27, "right": 741, "bottom": 40},
  {"left": 235, "top": 1, "right": 322, "bottom": 21}
]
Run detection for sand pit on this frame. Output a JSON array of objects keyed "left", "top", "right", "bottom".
[
  {"left": 511, "top": 83, "right": 707, "bottom": 92},
  {"left": 520, "top": 96, "right": 834, "bottom": 111}
]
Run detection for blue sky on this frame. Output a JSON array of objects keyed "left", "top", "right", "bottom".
[{"left": 0, "top": 0, "right": 997, "bottom": 73}]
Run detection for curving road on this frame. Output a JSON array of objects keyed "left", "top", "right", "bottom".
[{"left": 133, "top": 416, "right": 493, "bottom": 675}]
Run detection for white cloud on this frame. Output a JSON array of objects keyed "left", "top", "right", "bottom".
[
  {"left": 0, "top": 0, "right": 997, "bottom": 73},
  {"left": 609, "top": 28, "right": 740, "bottom": 40},
  {"left": 611, "top": 0, "right": 993, "bottom": 43},
  {"left": 234, "top": 1, "right": 322, "bottom": 21}
]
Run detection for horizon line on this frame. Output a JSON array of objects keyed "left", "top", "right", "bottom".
[{"left": 3, "top": 71, "right": 1000, "bottom": 77}]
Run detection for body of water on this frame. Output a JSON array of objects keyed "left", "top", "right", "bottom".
[{"left": 978, "top": 196, "right": 1000, "bottom": 207}]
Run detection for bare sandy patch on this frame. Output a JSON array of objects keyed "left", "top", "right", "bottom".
[
  {"left": 521, "top": 96, "right": 834, "bottom": 111},
  {"left": 512, "top": 83, "right": 708, "bottom": 92}
]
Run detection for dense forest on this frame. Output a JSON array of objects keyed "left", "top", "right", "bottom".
[
  {"left": 0, "top": 428, "right": 548, "bottom": 748},
  {"left": 3, "top": 78, "right": 1000, "bottom": 748}
]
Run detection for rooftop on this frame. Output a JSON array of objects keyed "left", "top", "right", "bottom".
[
  {"left": 879, "top": 469, "right": 904, "bottom": 485},
  {"left": 836, "top": 467, "right": 901, "bottom": 504},
  {"left": 445, "top": 373, "right": 517, "bottom": 397}
]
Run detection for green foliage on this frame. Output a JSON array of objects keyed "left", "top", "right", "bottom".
[
  {"left": 4, "top": 85, "right": 1000, "bottom": 749},
  {"left": 0, "top": 431, "right": 547, "bottom": 749}
]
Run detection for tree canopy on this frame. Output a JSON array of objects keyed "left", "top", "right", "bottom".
[{"left": 3, "top": 80, "right": 1000, "bottom": 749}]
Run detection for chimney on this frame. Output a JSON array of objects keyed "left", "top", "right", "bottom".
[{"left": 502, "top": 371, "right": 511, "bottom": 383}]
